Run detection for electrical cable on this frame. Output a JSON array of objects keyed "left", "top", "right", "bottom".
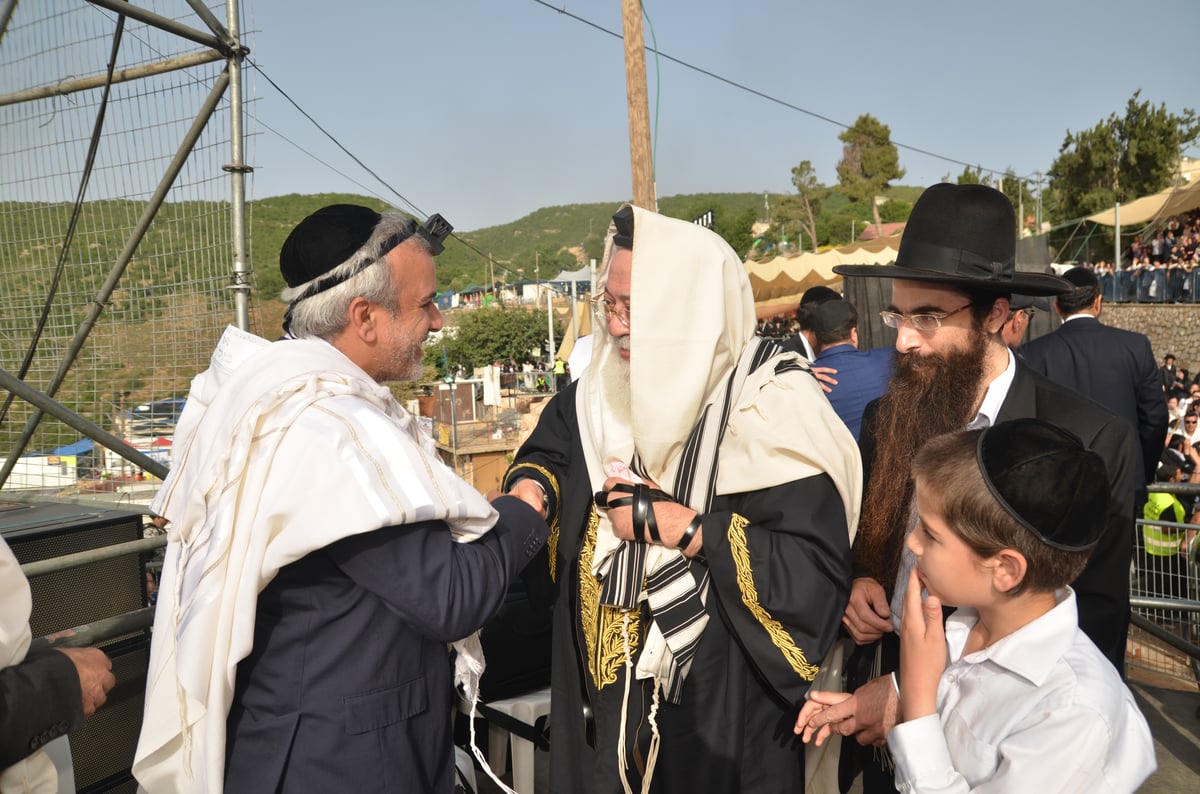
[{"left": 528, "top": 0, "right": 1032, "bottom": 183}]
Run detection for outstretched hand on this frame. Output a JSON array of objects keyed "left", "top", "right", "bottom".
[{"left": 795, "top": 690, "right": 853, "bottom": 745}]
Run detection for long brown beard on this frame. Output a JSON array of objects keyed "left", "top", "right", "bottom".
[{"left": 854, "top": 328, "right": 991, "bottom": 591}]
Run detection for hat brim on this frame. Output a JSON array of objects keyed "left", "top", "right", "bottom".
[{"left": 832, "top": 264, "right": 1071, "bottom": 297}]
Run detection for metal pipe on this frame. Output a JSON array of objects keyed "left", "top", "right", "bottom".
[
  {"left": 1130, "top": 596, "right": 1200, "bottom": 613},
  {"left": 21, "top": 535, "right": 167, "bottom": 579},
  {"left": 85, "top": 0, "right": 230, "bottom": 54},
  {"left": 1129, "top": 612, "right": 1200, "bottom": 661},
  {"left": 0, "top": 70, "right": 230, "bottom": 489},
  {"left": 225, "top": 0, "right": 251, "bottom": 331},
  {"left": 0, "top": 0, "right": 18, "bottom": 47},
  {"left": 0, "top": 50, "right": 224, "bottom": 108},
  {"left": 0, "top": 368, "right": 169, "bottom": 480},
  {"left": 183, "top": 0, "right": 231, "bottom": 43},
  {"left": 28, "top": 608, "right": 155, "bottom": 655}
]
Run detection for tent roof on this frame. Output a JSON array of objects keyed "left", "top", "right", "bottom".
[
  {"left": 1086, "top": 179, "right": 1200, "bottom": 227},
  {"left": 549, "top": 266, "right": 592, "bottom": 283},
  {"left": 746, "top": 234, "right": 901, "bottom": 307}
]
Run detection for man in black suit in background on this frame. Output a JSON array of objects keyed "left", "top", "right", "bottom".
[
  {"left": 799, "top": 183, "right": 1140, "bottom": 794},
  {"left": 1020, "top": 266, "right": 1168, "bottom": 487}
]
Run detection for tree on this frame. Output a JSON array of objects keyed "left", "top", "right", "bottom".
[
  {"left": 836, "top": 114, "right": 905, "bottom": 236},
  {"left": 671, "top": 204, "right": 758, "bottom": 258},
  {"left": 426, "top": 305, "right": 559, "bottom": 375},
  {"left": 788, "top": 160, "right": 825, "bottom": 253},
  {"left": 1046, "top": 90, "right": 1199, "bottom": 223}
]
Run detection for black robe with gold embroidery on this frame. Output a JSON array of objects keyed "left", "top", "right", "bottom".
[{"left": 505, "top": 381, "right": 852, "bottom": 793}]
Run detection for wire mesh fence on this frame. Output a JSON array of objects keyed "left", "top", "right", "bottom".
[{"left": 0, "top": 1, "right": 258, "bottom": 504}]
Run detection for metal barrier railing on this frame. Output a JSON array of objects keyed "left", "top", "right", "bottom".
[{"left": 1128, "top": 487, "right": 1200, "bottom": 684}]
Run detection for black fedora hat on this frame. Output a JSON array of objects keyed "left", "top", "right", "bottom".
[{"left": 834, "top": 183, "right": 1071, "bottom": 296}]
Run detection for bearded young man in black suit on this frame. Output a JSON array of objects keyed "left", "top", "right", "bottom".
[
  {"left": 798, "top": 183, "right": 1140, "bottom": 794},
  {"left": 1020, "top": 266, "right": 1168, "bottom": 488}
]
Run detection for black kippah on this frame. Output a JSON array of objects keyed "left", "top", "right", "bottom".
[
  {"left": 612, "top": 205, "right": 635, "bottom": 249},
  {"left": 279, "top": 204, "right": 381, "bottom": 288},
  {"left": 977, "top": 419, "right": 1109, "bottom": 551}
]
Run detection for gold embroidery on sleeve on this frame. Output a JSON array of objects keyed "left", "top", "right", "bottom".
[
  {"left": 505, "top": 462, "right": 561, "bottom": 580},
  {"left": 578, "top": 506, "right": 640, "bottom": 690},
  {"left": 727, "top": 513, "right": 820, "bottom": 681}
]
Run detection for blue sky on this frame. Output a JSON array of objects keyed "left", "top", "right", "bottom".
[{"left": 245, "top": 0, "right": 1197, "bottom": 231}]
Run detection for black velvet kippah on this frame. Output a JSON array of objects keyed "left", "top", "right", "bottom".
[
  {"left": 810, "top": 299, "right": 852, "bottom": 334},
  {"left": 280, "top": 204, "right": 381, "bottom": 288},
  {"left": 977, "top": 419, "right": 1109, "bottom": 551},
  {"left": 611, "top": 205, "right": 635, "bottom": 249}
]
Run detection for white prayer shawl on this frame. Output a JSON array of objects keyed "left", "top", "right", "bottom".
[
  {"left": 0, "top": 538, "right": 57, "bottom": 793},
  {"left": 133, "top": 327, "right": 498, "bottom": 793},
  {"left": 580, "top": 207, "right": 862, "bottom": 788}
]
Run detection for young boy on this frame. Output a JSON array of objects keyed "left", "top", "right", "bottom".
[{"left": 797, "top": 418, "right": 1156, "bottom": 792}]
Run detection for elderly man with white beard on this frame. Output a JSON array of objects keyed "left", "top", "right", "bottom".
[{"left": 503, "top": 205, "right": 862, "bottom": 792}]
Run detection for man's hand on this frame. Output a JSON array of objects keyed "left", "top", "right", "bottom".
[
  {"left": 898, "top": 566, "right": 944, "bottom": 722},
  {"left": 799, "top": 674, "right": 898, "bottom": 747},
  {"left": 56, "top": 647, "right": 115, "bottom": 717},
  {"left": 504, "top": 479, "right": 548, "bottom": 520},
  {"left": 842, "top": 577, "right": 893, "bottom": 644},
  {"left": 794, "top": 690, "right": 852, "bottom": 745},
  {"left": 599, "top": 477, "right": 703, "bottom": 557},
  {"left": 810, "top": 365, "right": 838, "bottom": 395}
]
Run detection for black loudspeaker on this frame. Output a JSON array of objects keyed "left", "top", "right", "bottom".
[{"left": 1, "top": 500, "right": 147, "bottom": 793}]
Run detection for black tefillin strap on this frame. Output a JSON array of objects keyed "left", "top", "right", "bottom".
[{"left": 282, "top": 213, "right": 454, "bottom": 334}]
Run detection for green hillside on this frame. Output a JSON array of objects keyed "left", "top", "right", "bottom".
[{"left": 246, "top": 187, "right": 920, "bottom": 297}]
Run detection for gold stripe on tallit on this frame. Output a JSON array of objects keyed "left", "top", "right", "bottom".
[
  {"left": 579, "top": 506, "right": 640, "bottom": 690},
  {"left": 727, "top": 513, "right": 820, "bottom": 681}
]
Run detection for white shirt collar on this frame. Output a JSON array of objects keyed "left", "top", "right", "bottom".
[
  {"left": 1062, "top": 313, "right": 1096, "bottom": 323},
  {"left": 972, "top": 347, "right": 1015, "bottom": 428},
  {"left": 945, "top": 588, "right": 1078, "bottom": 686}
]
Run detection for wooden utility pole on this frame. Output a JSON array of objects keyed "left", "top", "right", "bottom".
[{"left": 621, "top": 0, "right": 656, "bottom": 211}]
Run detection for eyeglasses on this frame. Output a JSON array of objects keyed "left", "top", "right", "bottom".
[
  {"left": 879, "top": 302, "right": 972, "bottom": 332},
  {"left": 591, "top": 294, "right": 630, "bottom": 328},
  {"left": 1005, "top": 308, "right": 1035, "bottom": 324}
]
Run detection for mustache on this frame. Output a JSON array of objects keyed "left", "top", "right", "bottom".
[{"left": 614, "top": 336, "right": 631, "bottom": 352}]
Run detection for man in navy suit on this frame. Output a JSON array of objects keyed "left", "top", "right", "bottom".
[
  {"left": 810, "top": 298, "right": 894, "bottom": 440},
  {"left": 135, "top": 206, "right": 550, "bottom": 793},
  {"left": 1020, "top": 266, "right": 1168, "bottom": 487}
]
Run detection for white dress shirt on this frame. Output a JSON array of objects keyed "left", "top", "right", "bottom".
[{"left": 888, "top": 589, "right": 1156, "bottom": 793}]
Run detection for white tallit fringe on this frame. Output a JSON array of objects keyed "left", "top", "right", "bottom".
[{"left": 134, "top": 327, "right": 499, "bottom": 792}]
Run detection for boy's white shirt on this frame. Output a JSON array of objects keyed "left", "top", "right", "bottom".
[{"left": 888, "top": 588, "right": 1156, "bottom": 794}]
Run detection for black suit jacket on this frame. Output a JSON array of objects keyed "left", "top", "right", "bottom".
[
  {"left": 223, "top": 496, "right": 549, "bottom": 794},
  {"left": 0, "top": 649, "right": 84, "bottom": 769},
  {"left": 995, "top": 363, "right": 1139, "bottom": 671},
  {"left": 858, "top": 362, "right": 1139, "bottom": 674},
  {"left": 1020, "top": 316, "right": 1168, "bottom": 486}
]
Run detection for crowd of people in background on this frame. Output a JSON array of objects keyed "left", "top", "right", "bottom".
[{"left": 1078, "top": 208, "right": 1200, "bottom": 303}]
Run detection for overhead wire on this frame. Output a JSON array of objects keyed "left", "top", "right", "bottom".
[{"left": 529, "top": 0, "right": 1034, "bottom": 183}]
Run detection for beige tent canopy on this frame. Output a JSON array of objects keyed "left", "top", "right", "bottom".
[
  {"left": 747, "top": 234, "right": 902, "bottom": 315},
  {"left": 1086, "top": 179, "right": 1200, "bottom": 227}
]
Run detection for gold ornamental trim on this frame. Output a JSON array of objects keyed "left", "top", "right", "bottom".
[
  {"left": 579, "top": 506, "right": 640, "bottom": 690},
  {"left": 727, "top": 513, "right": 819, "bottom": 681}
]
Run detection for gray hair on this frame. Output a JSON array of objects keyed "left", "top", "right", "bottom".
[{"left": 284, "top": 212, "right": 431, "bottom": 340}]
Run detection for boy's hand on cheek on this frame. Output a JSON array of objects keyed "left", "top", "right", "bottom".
[{"left": 899, "top": 566, "right": 945, "bottom": 723}]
